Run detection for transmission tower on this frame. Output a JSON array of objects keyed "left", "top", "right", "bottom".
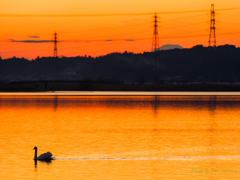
[
  {"left": 152, "top": 13, "right": 159, "bottom": 51},
  {"left": 54, "top": 32, "right": 58, "bottom": 57},
  {"left": 209, "top": 4, "right": 216, "bottom": 47}
]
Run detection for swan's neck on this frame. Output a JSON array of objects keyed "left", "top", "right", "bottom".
[{"left": 34, "top": 149, "right": 37, "bottom": 160}]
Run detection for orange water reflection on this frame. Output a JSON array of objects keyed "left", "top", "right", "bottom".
[{"left": 0, "top": 96, "right": 239, "bottom": 180}]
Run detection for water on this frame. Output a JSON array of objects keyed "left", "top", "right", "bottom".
[{"left": 0, "top": 95, "right": 240, "bottom": 180}]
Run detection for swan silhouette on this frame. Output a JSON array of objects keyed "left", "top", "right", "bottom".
[{"left": 34, "top": 147, "right": 54, "bottom": 161}]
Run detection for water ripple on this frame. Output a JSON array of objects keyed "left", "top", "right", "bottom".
[{"left": 55, "top": 156, "right": 240, "bottom": 160}]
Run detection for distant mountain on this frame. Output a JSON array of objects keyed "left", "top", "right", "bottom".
[{"left": 155, "top": 44, "right": 184, "bottom": 51}]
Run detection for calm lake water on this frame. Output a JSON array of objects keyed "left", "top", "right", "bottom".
[{"left": 0, "top": 95, "right": 240, "bottom": 180}]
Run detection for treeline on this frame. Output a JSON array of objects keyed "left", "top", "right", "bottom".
[{"left": 0, "top": 44, "right": 240, "bottom": 83}]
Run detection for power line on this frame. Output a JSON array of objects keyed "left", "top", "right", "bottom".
[
  {"left": 2, "top": 31, "right": 240, "bottom": 56},
  {"left": 61, "top": 21, "right": 151, "bottom": 35},
  {"left": 0, "top": 8, "right": 239, "bottom": 17},
  {"left": 0, "top": 19, "right": 151, "bottom": 39},
  {"left": 2, "top": 31, "right": 240, "bottom": 44},
  {"left": 1, "top": 27, "right": 240, "bottom": 43},
  {"left": 219, "top": 21, "right": 240, "bottom": 25},
  {"left": 218, "top": 13, "right": 240, "bottom": 18},
  {"left": 162, "top": 13, "right": 207, "bottom": 22},
  {"left": 162, "top": 21, "right": 207, "bottom": 31}
]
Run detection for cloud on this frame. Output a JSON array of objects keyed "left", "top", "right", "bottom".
[
  {"left": 9, "top": 39, "right": 53, "bottom": 43},
  {"left": 28, "top": 36, "right": 40, "bottom": 38},
  {"left": 104, "top": 40, "right": 113, "bottom": 42},
  {"left": 126, "top": 39, "right": 135, "bottom": 41}
]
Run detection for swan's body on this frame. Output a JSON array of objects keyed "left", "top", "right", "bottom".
[
  {"left": 34, "top": 147, "right": 54, "bottom": 160},
  {"left": 37, "top": 152, "right": 53, "bottom": 160}
]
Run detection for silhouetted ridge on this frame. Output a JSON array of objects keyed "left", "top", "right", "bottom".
[{"left": 0, "top": 45, "right": 240, "bottom": 84}]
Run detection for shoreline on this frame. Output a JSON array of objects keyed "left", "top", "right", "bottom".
[{"left": 0, "top": 91, "right": 240, "bottom": 96}]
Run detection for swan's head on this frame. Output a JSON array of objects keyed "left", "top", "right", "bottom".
[{"left": 33, "top": 147, "right": 37, "bottom": 150}]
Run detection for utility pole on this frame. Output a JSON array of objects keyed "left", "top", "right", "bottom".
[
  {"left": 54, "top": 32, "right": 58, "bottom": 57},
  {"left": 152, "top": 13, "right": 159, "bottom": 51},
  {"left": 209, "top": 4, "right": 216, "bottom": 47}
]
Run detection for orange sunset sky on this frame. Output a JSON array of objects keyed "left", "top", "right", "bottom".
[{"left": 0, "top": 0, "right": 240, "bottom": 59}]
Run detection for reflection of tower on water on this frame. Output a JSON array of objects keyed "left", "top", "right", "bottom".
[
  {"left": 153, "top": 95, "right": 160, "bottom": 117},
  {"left": 53, "top": 95, "right": 58, "bottom": 111},
  {"left": 208, "top": 95, "right": 217, "bottom": 171}
]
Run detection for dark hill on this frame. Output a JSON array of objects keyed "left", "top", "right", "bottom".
[{"left": 0, "top": 45, "right": 239, "bottom": 84}]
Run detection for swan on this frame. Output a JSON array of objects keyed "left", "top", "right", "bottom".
[{"left": 34, "top": 147, "right": 54, "bottom": 160}]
